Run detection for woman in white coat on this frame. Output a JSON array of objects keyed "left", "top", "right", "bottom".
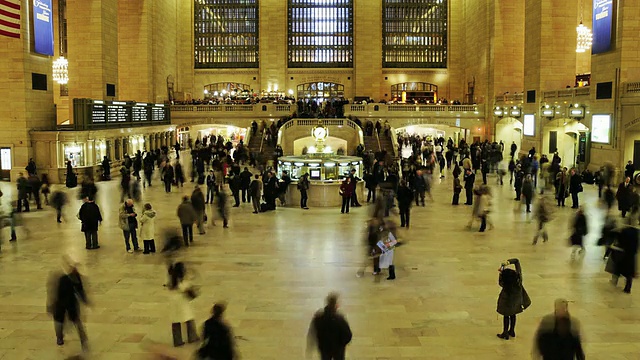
[
  {"left": 139, "top": 203, "right": 156, "bottom": 254},
  {"left": 167, "top": 262, "right": 199, "bottom": 347}
]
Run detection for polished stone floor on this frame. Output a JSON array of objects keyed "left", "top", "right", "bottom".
[{"left": 0, "top": 166, "right": 638, "bottom": 360}]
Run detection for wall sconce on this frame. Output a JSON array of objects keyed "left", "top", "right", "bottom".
[
  {"left": 541, "top": 104, "right": 555, "bottom": 118},
  {"left": 569, "top": 104, "right": 585, "bottom": 119},
  {"left": 493, "top": 106, "right": 504, "bottom": 117},
  {"left": 509, "top": 106, "right": 522, "bottom": 118}
]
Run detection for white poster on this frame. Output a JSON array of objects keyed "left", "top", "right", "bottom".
[
  {"left": 591, "top": 114, "right": 611, "bottom": 143},
  {"left": 523, "top": 114, "right": 535, "bottom": 136}
]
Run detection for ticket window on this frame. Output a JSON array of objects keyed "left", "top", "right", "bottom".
[
  {"left": 0, "top": 148, "right": 11, "bottom": 181},
  {"left": 64, "top": 144, "right": 85, "bottom": 167}
]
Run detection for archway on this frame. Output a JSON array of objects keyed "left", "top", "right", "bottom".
[
  {"left": 296, "top": 82, "right": 344, "bottom": 103},
  {"left": 495, "top": 117, "right": 523, "bottom": 159},
  {"left": 394, "top": 124, "right": 467, "bottom": 158},
  {"left": 204, "top": 82, "right": 251, "bottom": 98},
  {"left": 542, "top": 119, "right": 588, "bottom": 168},
  {"left": 390, "top": 82, "right": 438, "bottom": 103}
]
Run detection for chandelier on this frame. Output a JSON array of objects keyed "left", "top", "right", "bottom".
[
  {"left": 52, "top": 56, "right": 69, "bottom": 84},
  {"left": 576, "top": 0, "right": 592, "bottom": 53}
]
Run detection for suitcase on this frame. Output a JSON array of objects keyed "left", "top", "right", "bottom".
[{"left": 260, "top": 203, "right": 270, "bottom": 212}]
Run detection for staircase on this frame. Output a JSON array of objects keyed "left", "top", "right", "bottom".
[
  {"left": 247, "top": 129, "right": 276, "bottom": 166},
  {"left": 378, "top": 132, "right": 395, "bottom": 155},
  {"left": 363, "top": 134, "right": 379, "bottom": 153}
]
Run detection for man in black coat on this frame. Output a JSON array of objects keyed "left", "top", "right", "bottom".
[
  {"left": 239, "top": 167, "right": 253, "bottom": 203},
  {"left": 78, "top": 197, "right": 102, "bottom": 249},
  {"left": 533, "top": 299, "right": 585, "bottom": 360},
  {"left": 625, "top": 160, "right": 635, "bottom": 180},
  {"left": 616, "top": 176, "right": 634, "bottom": 218},
  {"left": 609, "top": 220, "right": 639, "bottom": 293},
  {"left": 307, "top": 293, "right": 352, "bottom": 360},
  {"left": 463, "top": 169, "right": 475, "bottom": 205},
  {"left": 191, "top": 186, "right": 206, "bottom": 234},
  {"left": 198, "top": 303, "right": 237, "bottom": 360},
  {"left": 263, "top": 172, "right": 278, "bottom": 211}
]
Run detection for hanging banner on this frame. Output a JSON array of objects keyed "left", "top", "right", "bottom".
[
  {"left": 592, "top": 0, "right": 614, "bottom": 54},
  {"left": 32, "top": 0, "right": 54, "bottom": 56}
]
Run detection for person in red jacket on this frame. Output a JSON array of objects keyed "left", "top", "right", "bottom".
[{"left": 340, "top": 177, "right": 353, "bottom": 214}]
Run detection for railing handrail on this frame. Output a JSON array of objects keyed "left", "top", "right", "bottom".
[
  {"left": 346, "top": 104, "right": 479, "bottom": 113},
  {"left": 389, "top": 127, "right": 399, "bottom": 158},
  {"left": 374, "top": 129, "right": 382, "bottom": 152},
  {"left": 259, "top": 128, "right": 265, "bottom": 153}
]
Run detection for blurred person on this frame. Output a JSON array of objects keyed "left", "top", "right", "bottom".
[
  {"left": 51, "top": 190, "right": 68, "bottom": 224},
  {"left": 532, "top": 196, "right": 552, "bottom": 245},
  {"left": 569, "top": 207, "right": 588, "bottom": 259},
  {"left": 606, "top": 217, "right": 639, "bottom": 293},
  {"left": 533, "top": 299, "right": 585, "bottom": 360},
  {"left": 191, "top": 185, "right": 206, "bottom": 235},
  {"left": 16, "top": 172, "right": 29, "bottom": 212},
  {"left": 41, "top": 173, "right": 50, "bottom": 205},
  {"left": 175, "top": 161, "right": 185, "bottom": 187},
  {"left": 177, "top": 196, "right": 197, "bottom": 246},
  {"left": 197, "top": 303, "right": 237, "bottom": 360},
  {"left": 140, "top": 203, "right": 157, "bottom": 254},
  {"left": 496, "top": 258, "right": 531, "bottom": 340},
  {"left": 27, "top": 172, "right": 42, "bottom": 209},
  {"left": 46, "top": 255, "right": 89, "bottom": 350},
  {"left": 598, "top": 212, "right": 617, "bottom": 260},
  {"left": 166, "top": 262, "right": 199, "bottom": 347},
  {"left": 119, "top": 199, "right": 140, "bottom": 253},
  {"left": 163, "top": 162, "right": 175, "bottom": 193},
  {"left": 78, "top": 196, "right": 102, "bottom": 250},
  {"left": 212, "top": 187, "right": 230, "bottom": 228},
  {"left": 306, "top": 293, "right": 352, "bottom": 360},
  {"left": 413, "top": 169, "right": 426, "bottom": 206}
]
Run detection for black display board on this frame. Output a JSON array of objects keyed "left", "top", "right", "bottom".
[{"left": 72, "top": 99, "right": 170, "bottom": 130}]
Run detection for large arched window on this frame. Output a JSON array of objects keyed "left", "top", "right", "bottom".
[
  {"left": 297, "top": 82, "right": 344, "bottom": 102},
  {"left": 383, "top": 0, "right": 448, "bottom": 68},
  {"left": 391, "top": 82, "right": 438, "bottom": 102},
  {"left": 194, "top": 0, "right": 259, "bottom": 68},
  {"left": 288, "top": 0, "right": 353, "bottom": 68}
]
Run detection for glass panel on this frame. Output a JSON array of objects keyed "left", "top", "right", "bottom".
[
  {"left": 383, "top": 0, "right": 447, "bottom": 68},
  {"left": 194, "top": 0, "right": 259, "bottom": 69},
  {"left": 288, "top": 0, "right": 353, "bottom": 68}
]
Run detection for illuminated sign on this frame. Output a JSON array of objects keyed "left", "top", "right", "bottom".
[
  {"left": 33, "top": 0, "right": 54, "bottom": 56},
  {"left": 523, "top": 114, "right": 535, "bottom": 136},
  {"left": 592, "top": 0, "right": 614, "bottom": 54},
  {"left": 591, "top": 114, "right": 611, "bottom": 143}
]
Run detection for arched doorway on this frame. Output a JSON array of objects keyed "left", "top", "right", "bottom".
[
  {"left": 390, "top": 82, "right": 438, "bottom": 103},
  {"left": 296, "top": 82, "right": 344, "bottom": 103},
  {"left": 394, "top": 124, "right": 467, "bottom": 159},
  {"left": 543, "top": 119, "right": 588, "bottom": 169},
  {"left": 495, "top": 117, "right": 523, "bottom": 159}
]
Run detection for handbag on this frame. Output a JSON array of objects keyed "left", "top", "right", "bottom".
[
  {"left": 577, "top": 183, "right": 584, "bottom": 193},
  {"left": 521, "top": 286, "right": 532, "bottom": 310}
]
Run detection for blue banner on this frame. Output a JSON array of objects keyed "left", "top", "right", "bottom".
[
  {"left": 592, "top": 0, "right": 614, "bottom": 54},
  {"left": 33, "top": 0, "right": 54, "bottom": 56}
]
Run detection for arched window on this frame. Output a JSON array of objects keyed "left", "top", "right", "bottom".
[
  {"left": 194, "top": 0, "right": 259, "bottom": 68},
  {"left": 204, "top": 82, "right": 252, "bottom": 97},
  {"left": 297, "top": 82, "right": 344, "bottom": 102},
  {"left": 391, "top": 82, "right": 438, "bottom": 102}
]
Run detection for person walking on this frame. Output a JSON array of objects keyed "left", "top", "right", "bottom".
[
  {"left": 463, "top": 168, "right": 475, "bottom": 205},
  {"left": 166, "top": 262, "right": 199, "bottom": 347},
  {"left": 522, "top": 174, "right": 534, "bottom": 213},
  {"left": 298, "top": 173, "right": 310, "bottom": 209},
  {"left": 475, "top": 186, "right": 492, "bottom": 232},
  {"left": 339, "top": 177, "right": 353, "bottom": 214},
  {"left": 177, "top": 196, "right": 197, "bottom": 247},
  {"left": 249, "top": 174, "right": 262, "bottom": 214},
  {"left": 213, "top": 188, "right": 230, "bottom": 228},
  {"left": 16, "top": 173, "right": 30, "bottom": 212},
  {"left": 606, "top": 217, "right": 639, "bottom": 293},
  {"left": 495, "top": 258, "right": 531, "bottom": 340},
  {"left": 51, "top": 190, "right": 68, "bottom": 223},
  {"left": 569, "top": 207, "right": 588, "bottom": 259},
  {"left": 533, "top": 299, "right": 585, "bottom": 360},
  {"left": 413, "top": 169, "right": 426, "bottom": 206},
  {"left": 568, "top": 168, "right": 583, "bottom": 209},
  {"left": 47, "top": 255, "right": 90, "bottom": 350},
  {"left": 139, "top": 203, "right": 157, "bottom": 254},
  {"left": 197, "top": 303, "right": 237, "bottom": 360},
  {"left": 78, "top": 196, "right": 102, "bottom": 249},
  {"left": 119, "top": 199, "right": 140, "bottom": 253},
  {"left": 532, "top": 196, "right": 551, "bottom": 245},
  {"left": 396, "top": 179, "right": 413, "bottom": 228},
  {"left": 191, "top": 186, "right": 206, "bottom": 235},
  {"left": 27, "top": 172, "right": 42, "bottom": 210},
  {"left": 306, "top": 293, "right": 353, "bottom": 360},
  {"left": 162, "top": 163, "right": 174, "bottom": 193},
  {"left": 616, "top": 176, "right": 634, "bottom": 217}
]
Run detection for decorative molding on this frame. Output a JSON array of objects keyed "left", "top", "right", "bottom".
[
  {"left": 194, "top": 70, "right": 260, "bottom": 76},
  {"left": 287, "top": 69, "right": 354, "bottom": 76},
  {"left": 382, "top": 69, "right": 448, "bottom": 76}
]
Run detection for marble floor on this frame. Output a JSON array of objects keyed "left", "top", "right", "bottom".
[{"left": 0, "top": 167, "right": 638, "bottom": 360}]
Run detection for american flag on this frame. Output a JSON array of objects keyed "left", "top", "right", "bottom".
[{"left": 0, "top": 0, "right": 20, "bottom": 39}]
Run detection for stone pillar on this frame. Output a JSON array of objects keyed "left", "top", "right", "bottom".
[
  {"left": 67, "top": 0, "right": 119, "bottom": 121},
  {"left": 260, "top": 1, "right": 287, "bottom": 92},
  {"left": 353, "top": 0, "right": 382, "bottom": 100},
  {"left": 117, "top": 0, "right": 153, "bottom": 102}
]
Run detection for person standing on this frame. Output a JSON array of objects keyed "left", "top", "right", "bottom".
[
  {"left": 119, "top": 199, "right": 140, "bottom": 253},
  {"left": 16, "top": 173, "right": 30, "bottom": 212},
  {"left": 143, "top": 153, "right": 153, "bottom": 187},
  {"left": 205, "top": 170, "right": 216, "bottom": 204},
  {"left": 298, "top": 173, "right": 310, "bottom": 210},
  {"left": 306, "top": 293, "right": 353, "bottom": 360},
  {"left": 47, "top": 256, "right": 89, "bottom": 350},
  {"left": 522, "top": 174, "right": 534, "bottom": 213},
  {"left": 463, "top": 168, "right": 475, "bottom": 205},
  {"left": 27, "top": 172, "right": 42, "bottom": 210},
  {"left": 197, "top": 303, "right": 237, "bottom": 360},
  {"left": 229, "top": 172, "right": 241, "bottom": 207},
  {"left": 533, "top": 299, "right": 585, "bottom": 360},
  {"left": 348, "top": 169, "right": 362, "bottom": 207},
  {"left": 263, "top": 171, "right": 277, "bottom": 211},
  {"left": 452, "top": 173, "right": 462, "bottom": 205},
  {"left": 396, "top": 179, "right": 413, "bottom": 228},
  {"left": 162, "top": 162, "right": 174, "bottom": 193},
  {"left": 174, "top": 162, "right": 185, "bottom": 187},
  {"left": 363, "top": 170, "right": 377, "bottom": 203},
  {"left": 510, "top": 141, "right": 517, "bottom": 159},
  {"left": 339, "top": 177, "right": 353, "bottom": 214},
  {"left": 191, "top": 186, "right": 206, "bottom": 235},
  {"left": 249, "top": 174, "right": 263, "bottom": 214},
  {"left": 607, "top": 218, "right": 639, "bottom": 293},
  {"left": 513, "top": 165, "right": 524, "bottom": 201},
  {"left": 625, "top": 160, "right": 635, "bottom": 180},
  {"left": 555, "top": 167, "right": 568, "bottom": 207},
  {"left": 413, "top": 169, "right": 426, "bottom": 207},
  {"left": 78, "top": 196, "right": 102, "bottom": 250},
  {"left": 139, "top": 203, "right": 157, "bottom": 254},
  {"left": 568, "top": 168, "right": 582, "bottom": 209},
  {"left": 240, "top": 167, "right": 253, "bottom": 204},
  {"left": 167, "top": 262, "right": 199, "bottom": 347},
  {"left": 177, "top": 196, "right": 197, "bottom": 247},
  {"left": 495, "top": 258, "right": 530, "bottom": 340},
  {"left": 569, "top": 207, "right": 588, "bottom": 259},
  {"left": 616, "top": 176, "right": 633, "bottom": 218}
]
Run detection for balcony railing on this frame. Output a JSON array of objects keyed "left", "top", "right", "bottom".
[
  {"left": 345, "top": 104, "right": 481, "bottom": 117},
  {"left": 494, "top": 94, "right": 524, "bottom": 103},
  {"left": 624, "top": 82, "right": 640, "bottom": 96},
  {"left": 172, "top": 104, "right": 295, "bottom": 113}
]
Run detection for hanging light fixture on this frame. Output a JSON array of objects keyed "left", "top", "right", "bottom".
[
  {"left": 576, "top": 0, "right": 592, "bottom": 53},
  {"left": 52, "top": 57, "right": 69, "bottom": 84}
]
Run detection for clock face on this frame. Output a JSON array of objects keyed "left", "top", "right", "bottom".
[{"left": 313, "top": 127, "right": 327, "bottom": 139}]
